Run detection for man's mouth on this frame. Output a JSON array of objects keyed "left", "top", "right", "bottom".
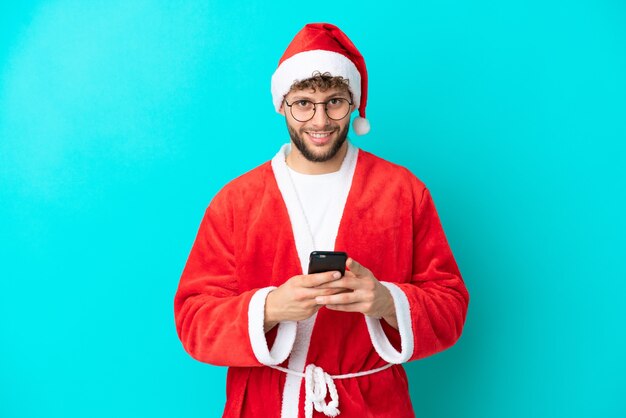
[{"left": 305, "top": 130, "right": 335, "bottom": 145}]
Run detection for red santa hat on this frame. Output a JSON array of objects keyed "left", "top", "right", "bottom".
[{"left": 271, "top": 23, "right": 370, "bottom": 135}]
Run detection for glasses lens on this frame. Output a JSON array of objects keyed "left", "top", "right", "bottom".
[
  {"left": 290, "top": 100, "right": 315, "bottom": 122},
  {"left": 326, "top": 98, "right": 350, "bottom": 120}
]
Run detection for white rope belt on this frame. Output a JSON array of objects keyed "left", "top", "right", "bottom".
[{"left": 271, "top": 363, "right": 393, "bottom": 418}]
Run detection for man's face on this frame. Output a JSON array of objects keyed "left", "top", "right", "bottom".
[{"left": 281, "top": 87, "right": 354, "bottom": 163}]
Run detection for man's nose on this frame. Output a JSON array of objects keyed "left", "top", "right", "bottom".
[{"left": 310, "top": 103, "right": 330, "bottom": 127}]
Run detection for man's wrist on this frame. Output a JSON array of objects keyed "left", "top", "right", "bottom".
[
  {"left": 264, "top": 290, "right": 279, "bottom": 332},
  {"left": 380, "top": 287, "right": 398, "bottom": 329}
]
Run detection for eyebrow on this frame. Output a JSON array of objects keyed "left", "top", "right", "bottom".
[{"left": 290, "top": 93, "right": 350, "bottom": 101}]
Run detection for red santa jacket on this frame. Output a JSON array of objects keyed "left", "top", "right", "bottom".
[{"left": 174, "top": 145, "right": 469, "bottom": 417}]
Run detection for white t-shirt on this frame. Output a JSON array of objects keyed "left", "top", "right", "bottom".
[{"left": 286, "top": 167, "right": 344, "bottom": 251}]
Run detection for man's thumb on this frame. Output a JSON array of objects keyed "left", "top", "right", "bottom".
[{"left": 347, "top": 258, "right": 366, "bottom": 275}]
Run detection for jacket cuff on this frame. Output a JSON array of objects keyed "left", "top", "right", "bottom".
[
  {"left": 364, "top": 282, "right": 414, "bottom": 363},
  {"left": 248, "top": 287, "right": 297, "bottom": 365}
]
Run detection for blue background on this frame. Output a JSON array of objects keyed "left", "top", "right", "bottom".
[{"left": 1, "top": 1, "right": 625, "bottom": 417}]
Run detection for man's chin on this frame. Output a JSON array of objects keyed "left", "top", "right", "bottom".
[
  {"left": 304, "top": 148, "right": 335, "bottom": 162},
  {"left": 306, "top": 143, "right": 345, "bottom": 163}
]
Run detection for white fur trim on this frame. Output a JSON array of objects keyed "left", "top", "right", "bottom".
[
  {"left": 352, "top": 116, "right": 370, "bottom": 135},
  {"left": 271, "top": 50, "right": 361, "bottom": 113},
  {"left": 364, "top": 282, "right": 414, "bottom": 364},
  {"left": 271, "top": 147, "right": 315, "bottom": 273},
  {"left": 248, "top": 287, "right": 297, "bottom": 365},
  {"left": 280, "top": 314, "right": 317, "bottom": 418}
]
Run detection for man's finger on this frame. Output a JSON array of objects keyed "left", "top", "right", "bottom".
[
  {"left": 294, "top": 286, "right": 351, "bottom": 301},
  {"left": 315, "top": 291, "right": 359, "bottom": 305},
  {"left": 316, "top": 276, "right": 359, "bottom": 290},
  {"left": 325, "top": 303, "right": 366, "bottom": 313},
  {"left": 300, "top": 271, "right": 342, "bottom": 288}
]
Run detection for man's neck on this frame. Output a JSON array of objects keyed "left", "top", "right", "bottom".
[{"left": 286, "top": 142, "right": 348, "bottom": 175}]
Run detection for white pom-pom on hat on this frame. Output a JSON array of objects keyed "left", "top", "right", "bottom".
[{"left": 352, "top": 116, "right": 370, "bottom": 135}]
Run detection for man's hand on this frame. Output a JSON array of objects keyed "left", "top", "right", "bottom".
[
  {"left": 264, "top": 271, "right": 347, "bottom": 332},
  {"left": 315, "top": 258, "right": 398, "bottom": 329}
]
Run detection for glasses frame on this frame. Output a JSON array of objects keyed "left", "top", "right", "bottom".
[{"left": 283, "top": 97, "right": 354, "bottom": 122}]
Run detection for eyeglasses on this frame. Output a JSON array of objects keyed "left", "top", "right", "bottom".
[{"left": 283, "top": 97, "right": 353, "bottom": 122}]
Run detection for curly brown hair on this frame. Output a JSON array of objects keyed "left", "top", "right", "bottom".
[{"left": 288, "top": 71, "right": 352, "bottom": 97}]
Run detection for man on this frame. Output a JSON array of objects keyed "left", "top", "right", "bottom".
[{"left": 174, "top": 23, "right": 469, "bottom": 418}]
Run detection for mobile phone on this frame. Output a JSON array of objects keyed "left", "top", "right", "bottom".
[{"left": 308, "top": 251, "right": 347, "bottom": 276}]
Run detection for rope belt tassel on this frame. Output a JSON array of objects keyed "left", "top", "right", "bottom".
[
  {"left": 271, "top": 363, "right": 393, "bottom": 418},
  {"left": 305, "top": 364, "right": 340, "bottom": 417}
]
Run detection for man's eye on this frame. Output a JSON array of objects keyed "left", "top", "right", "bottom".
[
  {"left": 296, "top": 100, "right": 312, "bottom": 108},
  {"left": 327, "top": 98, "right": 344, "bottom": 108}
]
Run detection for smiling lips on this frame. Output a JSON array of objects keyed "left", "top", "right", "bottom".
[{"left": 305, "top": 130, "right": 335, "bottom": 145}]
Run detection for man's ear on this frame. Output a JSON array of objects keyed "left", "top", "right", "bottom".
[{"left": 278, "top": 97, "right": 287, "bottom": 115}]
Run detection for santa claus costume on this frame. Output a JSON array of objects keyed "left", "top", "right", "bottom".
[{"left": 174, "top": 23, "right": 469, "bottom": 418}]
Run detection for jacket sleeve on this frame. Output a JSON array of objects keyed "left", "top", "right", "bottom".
[
  {"left": 365, "top": 180, "right": 470, "bottom": 364},
  {"left": 174, "top": 191, "right": 296, "bottom": 367}
]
